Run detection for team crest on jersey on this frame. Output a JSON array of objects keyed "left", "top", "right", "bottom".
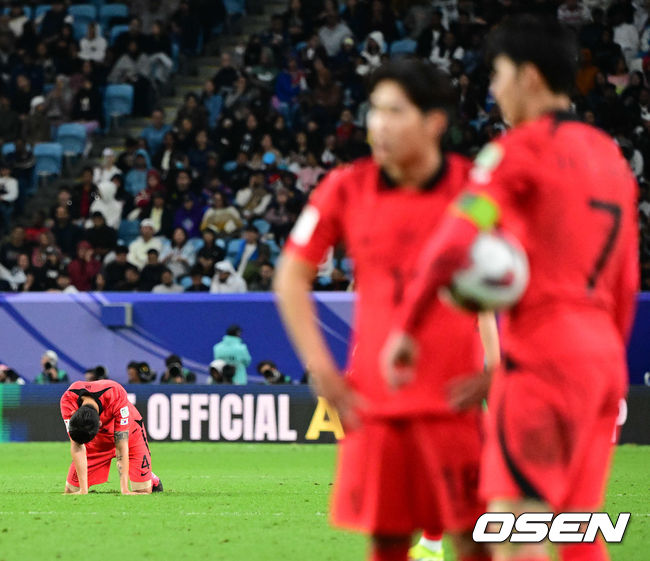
[
  {"left": 120, "top": 406, "right": 129, "bottom": 418},
  {"left": 120, "top": 418, "right": 129, "bottom": 425}
]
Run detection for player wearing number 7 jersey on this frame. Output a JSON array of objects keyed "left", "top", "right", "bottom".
[
  {"left": 383, "top": 16, "right": 638, "bottom": 561},
  {"left": 60, "top": 380, "right": 163, "bottom": 494}
]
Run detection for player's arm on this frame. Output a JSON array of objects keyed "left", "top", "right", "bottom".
[
  {"left": 274, "top": 253, "right": 364, "bottom": 429},
  {"left": 114, "top": 431, "right": 132, "bottom": 495},
  {"left": 69, "top": 440, "right": 89, "bottom": 494},
  {"left": 478, "top": 311, "right": 500, "bottom": 374}
]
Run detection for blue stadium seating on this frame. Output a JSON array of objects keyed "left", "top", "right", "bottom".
[
  {"left": 68, "top": 4, "right": 97, "bottom": 21},
  {"left": 33, "top": 142, "right": 63, "bottom": 181},
  {"left": 223, "top": 0, "right": 245, "bottom": 16},
  {"left": 99, "top": 3, "right": 129, "bottom": 28},
  {"left": 103, "top": 84, "right": 134, "bottom": 130},
  {"left": 109, "top": 24, "right": 129, "bottom": 45},
  {"left": 1, "top": 143, "right": 15, "bottom": 157},
  {"left": 34, "top": 5, "right": 51, "bottom": 20},
  {"left": 56, "top": 123, "right": 87, "bottom": 157},
  {"left": 117, "top": 219, "right": 140, "bottom": 245},
  {"left": 390, "top": 38, "right": 417, "bottom": 57},
  {"left": 3, "top": 6, "right": 32, "bottom": 18},
  {"left": 252, "top": 218, "right": 271, "bottom": 235}
]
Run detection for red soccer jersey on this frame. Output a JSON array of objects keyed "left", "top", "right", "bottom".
[
  {"left": 466, "top": 113, "right": 639, "bottom": 365},
  {"left": 285, "top": 155, "right": 484, "bottom": 417},
  {"left": 60, "top": 380, "right": 141, "bottom": 450}
]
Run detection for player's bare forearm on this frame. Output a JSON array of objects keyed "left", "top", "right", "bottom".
[
  {"left": 478, "top": 311, "right": 500, "bottom": 374},
  {"left": 69, "top": 441, "right": 88, "bottom": 494},
  {"left": 274, "top": 254, "right": 339, "bottom": 377},
  {"left": 114, "top": 431, "right": 131, "bottom": 494}
]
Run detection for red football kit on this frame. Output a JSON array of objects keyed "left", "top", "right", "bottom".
[
  {"left": 285, "top": 155, "right": 486, "bottom": 534},
  {"left": 400, "top": 113, "right": 639, "bottom": 510},
  {"left": 60, "top": 380, "right": 152, "bottom": 488}
]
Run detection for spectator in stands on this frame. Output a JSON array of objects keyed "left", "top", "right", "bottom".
[
  {"left": 139, "top": 248, "right": 166, "bottom": 291},
  {"left": 108, "top": 40, "right": 153, "bottom": 117},
  {"left": 68, "top": 240, "right": 101, "bottom": 291},
  {"left": 125, "top": 150, "right": 151, "bottom": 197},
  {"left": 196, "top": 225, "right": 225, "bottom": 262},
  {"left": 174, "top": 194, "right": 204, "bottom": 239},
  {"left": 159, "top": 227, "right": 196, "bottom": 281},
  {"left": 0, "top": 93, "right": 21, "bottom": 145},
  {"left": 135, "top": 169, "right": 165, "bottom": 210},
  {"left": 258, "top": 360, "right": 291, "bottom": 384},
  {"left": 265, "top": 186, "right": 299, "bottom": 243},
  {"left": 93, "top": 149, "right": 122, "bottom": 186},
  {"left": 153, "top": 267, "right": 184, "bottom": 293},
  {"left": 201, "top": 191, "right": 242, "bottom": 235},
  {"left": 35, "top": 350, "right": 69, "bottom": 384},
  {"left": 236, "top": 171, "right": 273, "bottom": 220},
  {"left": 171, "top": 0, "right": 202, "bottom": 56},
  {"left": 0, "top": 161, "right": 18, "bottom": 235},
  {"left": 142, "top": 109, "right": 172, "bottom": 157},
  {"left": 40, "top": 0, "right": 68, "bottom": 42},
  {"left": 89, "top": 181, "right": 123, "bottom": 230},
  {"left": 147, "top": 20, "right": 174, "bottom": 87},
  {"left": 31, "top": 230, "right": 58, "bottom": 268},
  {"left": 103, "top": 245, "right": 129, "bottom": 290},
  {"left": 175, "top": 92, "right": 208, "bottom": 132},
  {"left": 185, "top": 263, "right": 210, "bottom": 292},
  {"left": 22, "top": 96, "right": 51, "bottom": 145},
  {"left": 44, "top": 74, "right": 73, "bottom": 128},
  {"left": 72, "top": 167, "right": 98, "bottom": 222},
  {"left": 368, "top": 0, "right": 398, "bottom": 44},
  {"left": 230, "top": 223, "right": 270, "bottom": 283},
  {"left": 152, "top": 131, "right": 183, "bottom": 178},
  {"left": 118, "top": 263, "right": 141, "bottom": 291},
  {"left": 140, "top": 190, "right": 174, "bottom": 238},
  {"left": 248, "top": 260, "right": 275, "bottom": 292},
  {"left": 127, "top": 360, "right": 156, "bottom": 384},
  {"left": 357, "top": 31, "right": 386, "bottom": 77},
  {"left": 84, "top": 211, "right": 118, "bottom": 259},
  {"left": 212, "top": 51, "right": 239, "bottom": 95},
  {"left": 52, "top": 205, "right": 83, "bottom": 257},
  {"left": 71, "top": 75, "right": 103, "bottom": 134},
  {"left": 114, "top": 18, "right": 147, "bottom": 59},
  {"left": 128, "top": 218, "right": 163, "bottom": 269},
  {"left": 212, "top": 325, "right": 251, "bottom": 385},
  {"left": 79, "top": 22, "right": 107, "bottom": 63},
  {"left": 206, "top": 359, "right": 235, "bottom": 384},
  {"left": 55, "top": 270, "right": 79, "bottom": 294},
  {"left": 318, "top": 8, "right": 352, "bottom": 57},
  {"left": 210, "top": 260, "right": 247, "bottom": 293}
]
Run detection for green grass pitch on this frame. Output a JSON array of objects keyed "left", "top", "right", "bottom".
[{"left": 0, "top": 443, "right": 646, "bottom": 561}]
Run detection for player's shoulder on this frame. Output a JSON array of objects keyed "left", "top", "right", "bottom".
[
  {"left": 445, "top": 152, "right": 473, "bottom": 175},
  {"left": 319, "top": 158, "right": 377, "bottom": 188}
]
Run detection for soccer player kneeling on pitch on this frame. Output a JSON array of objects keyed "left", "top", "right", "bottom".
[
  {"left": 275, "top": 59, "right": 496, "bottom": 561},
  {"left": 61, "top": 379, "right": 163, "bottom": 494}
]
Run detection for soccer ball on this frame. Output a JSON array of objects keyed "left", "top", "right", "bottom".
[{"left": 446, "top": 231, "right": 530, "bottom": 311}]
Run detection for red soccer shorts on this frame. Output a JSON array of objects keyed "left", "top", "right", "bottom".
[
  {"left": 331, "top": 412, "right": 485, "bottom": 536},
  {"left": 480, "top": 356, "right": 626, "bottom": 510},
  {"left": 67, "top": 420, "right": 153, "bottom": 487}
]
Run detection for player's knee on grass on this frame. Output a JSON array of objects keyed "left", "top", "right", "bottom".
[
  {"left": 65, "top": 482, "right": 80, "bottom": 494},
  {"left": 130, "top": 479, "right": 152, "bottom": 494}
]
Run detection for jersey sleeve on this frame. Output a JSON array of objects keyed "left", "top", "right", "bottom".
[
  {"left": 283, "top": 168, "right": 347, "bottom": 267},
  {"left": 109, "top": 385, "right": 131, "bottom": 433},
  {"left": 60, "top": 391, "right": 76, "bottom": 435}
]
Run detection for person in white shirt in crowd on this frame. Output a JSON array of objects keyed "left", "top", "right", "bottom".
[
  {"left": 558, "top": 0, "right": 593, "bottom": 27},
  {"left": 0, "top": 160, "right": 18, "bottom": 234},
  {"left": 160, "top": 226, "right": 197, "bottom": 280},
  {"left": 128, "top": 218, "right": 162, "bottom": 269},
  {"left": 210, "top": 260, "right": 247, "bottom": 294},
  {"left": 429, "top": 31, "right": 465, "bottom": 73},
  {"left": 612, "top": 5, "right": 641, "bottom": 69},
  {"left": 93, "top": 148, "right": 122, "bottom": 186},
  {"left": 7, "top": 5, "right": 28, "bottom": 38},
  {"left": 152, "top": 267, "right": 184, "bottom": 293},
  {"left": 88, "top": 180, "right": 123, "bottom": 230},
  {"left": 235, "top": 171, "right": 272, "bottom": 220},
  {"left": 79, "top": 22, "right": 108, "bottom": 63},
  {"left": 318, "top": 8, "right": 353, "bottom": 57},
  {"left": 357, "top": 31, "right": 386, "bottom": 77}
]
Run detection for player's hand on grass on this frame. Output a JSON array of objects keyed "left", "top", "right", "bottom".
[
  {"left": 447, "top": 371, "right": 491, "bottom": 411},
  {"left": 310, "top": 369, "right": 366, "bottom": 431},
  {"left": 381, "top": 331, "right": 418, "bottom": 391}
]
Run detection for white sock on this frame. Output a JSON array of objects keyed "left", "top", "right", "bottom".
[{"left": 418, "top": 536, "right": 442, "bottom": 552}]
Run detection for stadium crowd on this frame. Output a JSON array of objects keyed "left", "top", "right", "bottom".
[{"left": 0, "top": 0, "right": 649, "bottom": 293}]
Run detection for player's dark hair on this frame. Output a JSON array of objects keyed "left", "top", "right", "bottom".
[
  {"left": 68, "top": 405, "right": 100, "bottom": 444},
  {"left": 367, "top": 58, "right": 455, "bottom": 113},
  {"left": 486, "top": 15, "right": 578, "bottom": 95}
]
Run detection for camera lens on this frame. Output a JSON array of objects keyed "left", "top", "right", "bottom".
[
  {"left": 44, "top": 362, "right": 52, "bottom": 370},
  {"left": 169, "top": 364, "right": 182, "bottom": 377}
]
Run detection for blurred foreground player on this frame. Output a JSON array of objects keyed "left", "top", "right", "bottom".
[
  {"left": 275, "top": 59, "right": 496, "bottom": 561},
  {"left": 383, "top": 16, "right": 638, "bottom": 561},
  {"left": 61, "top": 379, "right": 163, "bottom": 494}
]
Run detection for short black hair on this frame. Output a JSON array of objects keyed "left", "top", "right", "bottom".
[
  {"left": 226, "top": 325, "right": 242, "bottom": 337},
  {"left": 68, "top": 405, "right": 100, "bottom": 444},
  {"left": 367, "top": 58, "right": 455, "bottom": 113},
  {"left": 486, "top": 15, "right": 578, "bottom": 95}
]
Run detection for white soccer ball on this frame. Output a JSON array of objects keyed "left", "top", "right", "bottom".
[{"left": 447, "top": 230, "right": 530, "bottom": 311}]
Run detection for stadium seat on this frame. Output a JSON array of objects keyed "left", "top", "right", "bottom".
[
  {"left": 56, "top": 123, "right": 87, "bottom": 157},
  {"left": 117, "top": 219, "right": 140, "bottom": 245},
  {"left": 390, "top": 38, "right": 417, "bottom": 57},
  {"left": 73, "top": 20, "right": 90, "bottom": 40},
  {"left": 223, "top": 0, "right": 245, "bottom": 16},
  {"left": 266, "top": 239, "right": 281, "bottom": 264},
  {"left": 1, "top": 142, "right": 15, "bottom": 157},
  {"left": 252, "top": 219, "right": 271, "bottom": 235},
  {"left": 33, "top": 142, "right": 63, "bottom": 182},
  {"left": 226, "top": 238, "right": 240, "bottom": 262},
  {"left": 68, "top": 4, "right": 96, "bottom": 22},
  {"left": 34, "top": 5, "right": 51, "bottom": 20},
  {"left": 3, "top": 6, "right": 32, "bottom": 18},
  {"left": 108, "top": 23, "right": 129, "bottom": 45},
  {"left": 99, "top": 3, "right": 129, "bottom": 28},
  {"left": 103, "top": 83, "right": 134, "bottom": 131}
]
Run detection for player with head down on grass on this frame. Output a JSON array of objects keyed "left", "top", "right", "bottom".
[{"left": 60, "top": 379, "right": 163, "bottom": 495}]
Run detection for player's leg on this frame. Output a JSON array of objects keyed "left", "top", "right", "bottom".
[
  {"left": 409, "top": 530, "right": 443, "bottom": 560},
  {"left": 129, "top": 420, "right": 156, "bottom": 494},
  {"left": 370, "top": 535, "right": 411, "bottom": 561}
]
